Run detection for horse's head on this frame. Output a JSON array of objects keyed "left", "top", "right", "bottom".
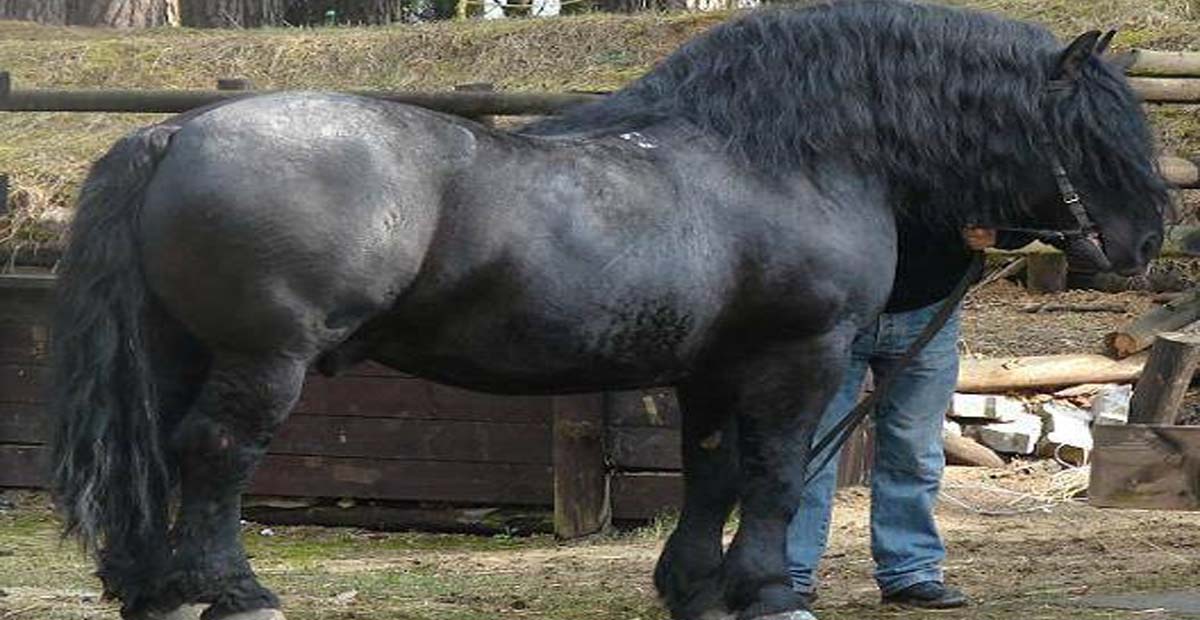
[{"left": 1025, "top": 30, "right": 1171, "bottom": 276}]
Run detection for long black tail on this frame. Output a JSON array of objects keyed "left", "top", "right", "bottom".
[{"left": 50, "top": 124, "right": 181, "bottom": 579}]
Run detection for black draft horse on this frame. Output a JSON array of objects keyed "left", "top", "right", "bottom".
[{"left": 51, "top": 2, "right": 1168, "bottom": 619}]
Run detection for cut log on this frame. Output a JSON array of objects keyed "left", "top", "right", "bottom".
[
  {"left": 944, "top": 433, "right": 1005, "bottom": 468},
  {"left": 1127, "top": 333, "right": 1200, "bottom": 425},
  {"left": 1127, "top": 77, "right": 1200, "bottom": 103},
  {"left": 1020, "top": 302, "right": 1129, "bottom": 314},
  {"left": 1123, "top": 49, "right": 1200, "bottom": 77},
  {"left": 1161, "top": 156, "right": 1200, "bottom": 189},
  {"left": 1025, "top": 252, "right": 1067, "bottom": 294},
  {"left": 957, "top": 353, "right": 1147, "bottom": 393},
  {"left": 1106, "top": 288, "right": 1200, "bottom": 359}
]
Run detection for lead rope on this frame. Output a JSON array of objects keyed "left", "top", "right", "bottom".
[{"left": 803, "top": 251, "right": 985, "bottom": 486}]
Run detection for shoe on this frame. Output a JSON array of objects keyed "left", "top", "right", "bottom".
[
  {"left": 796, "top": 590, "right": 818, "bottom": 608},
  {"left": 881, "top": 581, "right": 968, "bottom": 609}
]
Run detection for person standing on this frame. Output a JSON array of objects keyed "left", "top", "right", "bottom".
[{"left": 785, "top": 222, "right": 1005, "bottom": 609}]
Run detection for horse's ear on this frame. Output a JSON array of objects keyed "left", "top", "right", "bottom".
[
  {"left": 1096, "top": 29, "right": 1118, "bottom": 56},
  {"left": 1052, "top": 30, "right": 1103, "bottom": 82}
]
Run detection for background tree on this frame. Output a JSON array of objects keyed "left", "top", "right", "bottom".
[
  {"left": 284, "top": 0, "right": 407, "bottom": 25},
  {"left": 68, "top": 0, "right": 174, "bottom": 27},
  {"left": 0, "top": 0, "right": 67, "bottom": 24},
  {"left": 180, "top": 0, "right": 287, "bottom": 27}
]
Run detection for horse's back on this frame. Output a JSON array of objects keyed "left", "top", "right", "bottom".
[{"left": 138, "top": 92, "right": 469, "bottom": 355}]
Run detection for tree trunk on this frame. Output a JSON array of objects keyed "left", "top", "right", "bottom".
[
  {"left": 284, "top": 0, "right": 405, "bottom": 25},
  {"left": 69, "top": 0, "right": 172, "bottom": 27},
  {"left": 181, "top": 0, "right": 286, "bottom": 27},
  {"left": 0, "top": 0, "right": 67, "bottom": 24}
]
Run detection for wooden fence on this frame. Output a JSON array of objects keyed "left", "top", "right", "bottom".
[{"left": 2, "top": 48, "right": 1199, "bottom": 536}]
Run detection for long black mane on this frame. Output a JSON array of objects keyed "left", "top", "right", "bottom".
[{"left": 522, "top": 0, "right": 1168, "bottom": 227}]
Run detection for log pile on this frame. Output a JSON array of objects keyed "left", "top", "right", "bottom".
[{"left": 950, "top": 287, "right": 1200, "bottom": 477}]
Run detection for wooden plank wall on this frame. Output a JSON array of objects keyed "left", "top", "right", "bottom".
[
  {"left": 604, "top": 388, "right": 874, "bottom": 522},
  {"left": 2, "top": 274, "right": 868, "bottom": 527},
  {"left": 0, "top": 279, "right": 555, "bottom": 508}
]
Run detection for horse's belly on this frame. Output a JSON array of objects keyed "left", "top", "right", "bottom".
[{"left": 362, "top": 295, "right": 707, "bottom": 394}]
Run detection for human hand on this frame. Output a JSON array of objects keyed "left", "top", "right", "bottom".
[{"left": 962, "top": 226, "right": 997, "bottom": 251}]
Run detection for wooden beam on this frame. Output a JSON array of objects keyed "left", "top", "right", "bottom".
[
  {"left": 1107, "top": 289, "right": 1200, "bottom": 359},
  {"left": 605, "top": 388, "right": 679, "bottom": 428},
  {"left": 1127, "top": 77, "right": 1200, "bottom": 103},
  {"left": 1161, "top": 155, "right": 1200, "bottom": 189},
  {"left": 0, "top": 444, "right": 555, "bottom": 505},
  {"left": 944, "top": 433, "right": 1005, "bottom": 468},
  {"left": 1124, "top": 49, "right": 1200, "bottom": 78},
  {"left": 242, "top": 501, "right": 554, "bottom": 535},
  {"left": 610, "top": 471, "right": 680, "bottom": 522},
  {"left": 1025, "top": 252, "right": 1067, "bottom": 294},
  {"left": 0, "top": 88, "right": 600, "bottom": 116},
  {"left": 957, "top": 352, "right": 1147, "bottom": 393},
  {"left": 552, "top": 393, "right": 609, "bottom": 538},
  {"left": 1090, "top": 424, "right": 1200, "bottom": 510},
  {"left": 1127, "top": 333, "right": 1200, "bottom": 425}
]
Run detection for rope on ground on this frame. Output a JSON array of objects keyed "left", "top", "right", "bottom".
[{"left": 938, "top": 465, "right": 1091, "bottom": 517}]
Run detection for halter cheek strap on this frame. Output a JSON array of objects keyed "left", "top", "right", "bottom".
[{"left": 1047, "top": 153, "right": 1112, "bottom": 272}]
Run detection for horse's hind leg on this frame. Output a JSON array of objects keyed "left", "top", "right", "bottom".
[
  {"left": 157, "top": 353, "right": 306, "bottom": 620},
  {"left": 655, "top": 383, "right": 740, "bottom": 619}
]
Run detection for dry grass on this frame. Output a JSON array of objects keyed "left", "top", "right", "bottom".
[{"left": 0, "top": 1, "right": 1198, "bottom": 248}]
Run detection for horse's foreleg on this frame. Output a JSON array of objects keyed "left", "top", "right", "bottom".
[
  {"left": 654, "top": 383, "right": 740, "bottom": 620},
  {"left": 718, "top": 332, "right": 853, "bottom": 620},
  {"left": 157, "top": 354, "right": 306, "bottom": 620}
]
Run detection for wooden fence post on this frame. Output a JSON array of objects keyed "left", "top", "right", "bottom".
[
  {"left": 0, "top": 173, "right": 9, "bottom": 217},
  {"left": 836, "top": 423, "right": 874, "bottom": 487},
  {"left": 1026, "top": 252, "right": 1067, "bottom": 294},
  {"left": 1128, "top": 332, "right": 1200, "bottom": 425},
  {"left": 217, "top": 78, "right": 254, "bottom": 91},
  {"left": 552, "top": 393, "right": 609, "bottom": 538},
  {"left": 454, "top": 82, "right": 496, "bottom": 126}
]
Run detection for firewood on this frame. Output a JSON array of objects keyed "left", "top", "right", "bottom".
[
  {"left": 958, "top": 353, "right": 1147, "bottom": 393},
  {"left": 1106, "top": 288, "right": 1200, "bottom": 359}
]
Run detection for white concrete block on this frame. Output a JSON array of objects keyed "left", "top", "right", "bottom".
[
  {"left": 975, "top": 412, "right": 1043, "bottom": 455},
  {"left": 949, "top": 393, "right": 1028, "bottom": 421},
  {"left": 1092, "top": 384, "right": 1132, "bottom": 426},
  {"left": 1037, "top": 401, "right": 1094, "bottom": 452}
]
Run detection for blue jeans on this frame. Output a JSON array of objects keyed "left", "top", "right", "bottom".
[{"left": 786, "top": 300, "right": 959, "bottom": 596}]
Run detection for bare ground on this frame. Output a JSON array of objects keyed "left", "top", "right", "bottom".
[{"left": 2, "top": 463, "right": 1200, "bottom": 620}]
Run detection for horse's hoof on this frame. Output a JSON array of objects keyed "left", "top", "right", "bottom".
[{"left": 752, "top": 611, "right": 817, "bottom": 620}]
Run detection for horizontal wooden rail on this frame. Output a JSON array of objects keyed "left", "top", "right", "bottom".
[
  {"left": 1162, "top": 155, "right": 1200, "bottom": 188},
  {"left": 1123, "top": 49, "right": 1200, "bottom": 78},
  {"left": 0, "top": 77, "right": 1196, "bottom": 117},
  {"left": 0, "top": 88, "right": 601, "bottom": 117},
  {"left": 1127, "top": 77, "right": 1200, "bottom": 104}
]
